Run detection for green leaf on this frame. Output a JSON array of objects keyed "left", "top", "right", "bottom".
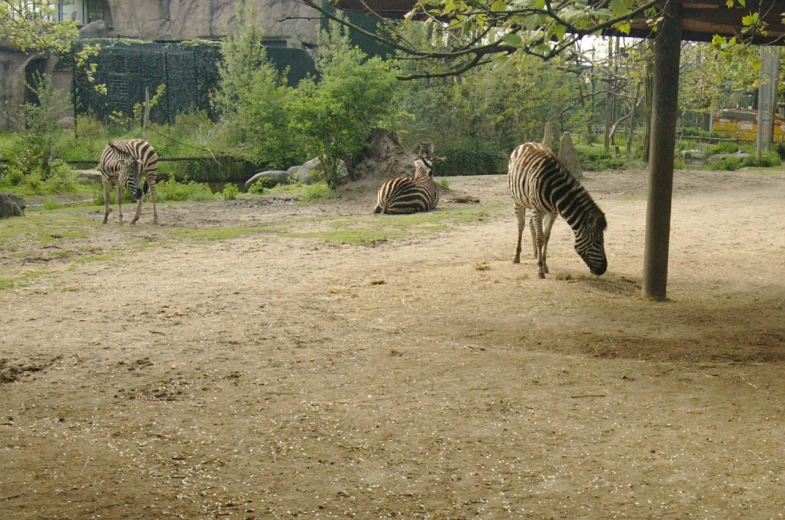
[
  {"left": 552, "top": 24, "right": 567, "bottom": 40},
  {"left": 491, "top": 0, "right": 507, "bottom": 11},
  {"left": 726, "top": 0, "right": 733, "bottom": 7},
  {"left": 503, "top": 33, "right": 523, "bottom": 47},
  {"left": 738, "top": 0, "right": 746, "bottom": 6},
  {"left": 613, "top": 21, "right": 631, "bottom": 34}
]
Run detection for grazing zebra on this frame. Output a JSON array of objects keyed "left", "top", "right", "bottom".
[
  {"left": 98, "top": 139, "right": 158, "bottom": 225},
  {"left": 508, "top": 142, "right": 607, "bottom": 278},
  {"left": 374, "top": 143, "right": 439, "bottom": 214}
]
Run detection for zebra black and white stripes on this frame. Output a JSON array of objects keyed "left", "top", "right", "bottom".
[
  {"left": 98, "top": 139, "right": 159, "bottom": 225},
  {"left": 508, "top": 142, "right": 607, "bottom": 278},
  {"left": 374, "top": 144, "right": 439, "bottom": 215}
]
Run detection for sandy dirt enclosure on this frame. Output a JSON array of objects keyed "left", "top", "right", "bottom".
[{"left": 1, "top": 166, "right": 785, "bottom": 519}]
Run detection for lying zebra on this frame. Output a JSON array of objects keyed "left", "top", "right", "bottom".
[{"left": 374, "top": 143, "right": 439, "bottom": 214}]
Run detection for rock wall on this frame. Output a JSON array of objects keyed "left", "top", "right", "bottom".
[{"left": 107, "top": 0, "right": 321, "bottom": 47}]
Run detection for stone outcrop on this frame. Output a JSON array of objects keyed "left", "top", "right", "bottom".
[
  {"left": 107, "top": 0, "right": 320, "bottom": 47},
  {"left": 558, "top": 131, "right": 583, "bottom": 179},
  {"left": 541, "top": 122, "right": 554, "bottom": 149},
  {"left": 0, "top": 193, "right": 26, "bottom": 218},
  {"left": 245, "top": 170, "right": 290, "bottom": 189}
]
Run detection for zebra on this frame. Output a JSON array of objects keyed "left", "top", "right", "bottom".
[
  {"left": 98, "top": 139, "right": 159, "bottom": 225},
  {"left": 507, "top": 142, "right": 607, "bottom": 278},
  {"left": 374, "top": 142, "right": 439, "bottom": 214}
]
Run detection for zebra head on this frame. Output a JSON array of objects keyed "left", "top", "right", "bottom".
[
  {"left": 110, "top": 143, "right": 144, "bottom": 200},
  {"left": 575, "top": 210, "right": 607, "bottom": 276},
  {"left": 414, "top": 141, "right": 434, "bottom": 178}
]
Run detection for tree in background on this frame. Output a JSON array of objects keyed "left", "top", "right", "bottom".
[
  {"left": 288, "top": 21, "right": 401, "bottom": 188},
  {"left": 0, "top": 2, "right": 101, "bottom": 87},
  {"left": 211, "top": 11, "right": 303, "bottom": 169}
]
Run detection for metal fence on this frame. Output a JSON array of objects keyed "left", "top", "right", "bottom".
[{"left": 73, "top": 40, "right": 316, "bottom": 124}]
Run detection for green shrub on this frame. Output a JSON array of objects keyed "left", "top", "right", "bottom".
[
  {"left": 155, "top": 178, "right": 217, "bottom": 202},
  {"left": 222, "top": 183, "right": 239, "bottom": 200},
  {"left": 708, "top": 141, "right": 740, "bottom": 155},
  {"left": 42, "top": 199, "right": 62, "bottom": 210},
  {"left": 711, "top": 156, "right": 742, "bottom": 171},
  {"left": 433, "top": 141, "right": 506, "bottom": 176},
  {"left": 301, "top": 182, "right": 338, "bottom": 203},
  {"left": 248, "top": 177, "right": 275, "bottom": 194}
]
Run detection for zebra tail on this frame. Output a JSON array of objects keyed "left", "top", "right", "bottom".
[{"left": 143, "top": 179, "right": 150, "bottom": 195}]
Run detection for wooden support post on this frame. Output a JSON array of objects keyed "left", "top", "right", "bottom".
[{"left": 642, "top": 2, "right": 682, "bottom": 300}]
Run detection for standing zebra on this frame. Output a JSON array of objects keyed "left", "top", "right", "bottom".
[
  {"left": 374, "top": 143, "right": 439, "bottom": 214},
  {"left": 508, "top": 142, "right": 607, "bottom": 278},
  {"left": 98, "top": 139, "right": 159, "bottom": 225}
]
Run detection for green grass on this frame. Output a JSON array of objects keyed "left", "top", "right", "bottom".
[{"left": 0, "top": 271, "right": 48, "bottom": 290}]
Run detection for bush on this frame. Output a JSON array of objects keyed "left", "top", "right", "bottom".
[
  {"left": 222, "top": 183, "right": 239, "bottom": 200},
  {"left": 433, "top": 141, "right": 506, "bottom": 176},
  {"left": 708, "top": 141, "right": 740, "bottom": 156},
  {"left": 710, "top": 156, "right": 742, "bottom": 171},
  {"left": 155, "top": 178, "right": 217, "bottom": 202},
  {"left": 248, "top": 177, "right": 275, "bottom": 194}
]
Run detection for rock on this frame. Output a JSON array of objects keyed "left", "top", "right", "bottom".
[
  {"left": 57, "top": 116, "right": 75, "bottom": 130},
  {"left": 79, "top": 20, "right": 109, "bottom": 38},
  {"left": 286, "top": 165, "right": 301, "bottom": 178},
  {"left": 708, "top": 150, "right": 750, "bottom": 163},
  {"left": 558, "top": 132, "right": 583, "bottom": 179},
  {"left": 542, "top": 122, "right": 554, "bottom": 149},
  {"left": 0, "top": 193, "right": 25, "bottom": 218},
  {"left": 297, "top": 158, "right": 347, "bottom": 185},
  {"left": 245, "top": 170, "right": 290, "bottom": 189},
  {"left": 680, "top": 149, "right": 705, "bottom": 162}
]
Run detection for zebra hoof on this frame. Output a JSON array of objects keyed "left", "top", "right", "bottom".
[
  {"left": 513, "top": 257, "right": 520, "bottom": 264},
  {"left": 537, "top": 272, "right": 545, "bottom": 279}
]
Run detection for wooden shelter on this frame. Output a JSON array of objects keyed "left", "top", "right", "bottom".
[{"left": 334, "top": 0, "right": 784, "bottom": 299}]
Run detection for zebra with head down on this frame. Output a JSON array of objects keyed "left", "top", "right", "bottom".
[
  {"left": 98, "top": 139, "right": 159, "bottom": 225},
  {"left": 507, "top": 142, "right": 607, "bottom": 279}
]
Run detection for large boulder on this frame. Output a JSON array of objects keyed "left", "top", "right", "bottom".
[
  {"left": 245, "top": 170, "right": 290, "bottom": 189},
  {"left": 558, "top": 132, "right": 583, "bottom": 179},
  {"left": 0, "top": 193, "right": 25, "bottom": 218},
  {"left": 296, "top": 158, "right": 347, "bottom": 185},
  {"left": 57, "top": 116, "right": 75, "bottom": 130},
  {"left": 79, "top": 20, "right": 109, "bottom": 38}
]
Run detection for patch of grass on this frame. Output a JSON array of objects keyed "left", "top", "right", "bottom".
[
  {"left": 0, "top": 270, "right": 47, "bottom": 291},
  {"left": 42, "top": 199, "right": 63, "bottom": 210},
  {"left": 73, "top": 253, "right": 115, "bottom": 263},
  {"left": 284, "top": 204, "right": 506, "bottom": 245},
  {"left": 0, "top": 214, "right": 94, "bottom": 249}
]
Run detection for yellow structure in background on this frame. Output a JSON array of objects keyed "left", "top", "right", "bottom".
[{"left": 713, "top": 108, "right": 785, "bottom": 142}]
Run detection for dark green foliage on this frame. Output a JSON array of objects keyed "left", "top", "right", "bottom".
[
  {"left": 707, "top": 141, "right": 740, "bottom": 155},
  {"left": 432, "top": 142, "right": 506, "bottom": 176}
]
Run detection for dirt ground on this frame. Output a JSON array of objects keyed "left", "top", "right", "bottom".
[{"left": 1, "top": 165, "right": 785, "bottom": 519}]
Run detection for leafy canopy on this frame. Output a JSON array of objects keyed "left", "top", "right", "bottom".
[{"left": 288, "top": 20, "right": 401, "bottom": 188}]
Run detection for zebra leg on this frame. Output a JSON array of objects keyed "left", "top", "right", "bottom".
[
  {"left": 149, "top": 178, "right": 158, "bottom": 225},
  {"left": 117, "top": 184, "right": 124, "bottom": 225},
  {"left": 529, "top": 215, "right": 537, "bottom": 258},
  {"left": 513, "top": 205, "right": 526, "bottom": 264},
  {"left": 130, "top": 198, "right": 142, "bottom": 225},
  {"left": 540, "top": 212, "right": 557, "bottom": 275},
  {"left": 531, "top": 210, "right": 546, "bottom": 278},
  {"left": 102, "top": 178, "right": 112, "bottom": 224}
]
